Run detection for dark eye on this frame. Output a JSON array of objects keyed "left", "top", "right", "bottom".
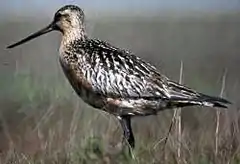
[
  {"left": 62, "top": 13, "right": 70, "bottom": 18},
  {"left": 55, "top": 13, "right": 70, "bottom": 21},
  {"left": 62, "top": 14, "right": 71, "bottom": 23},
  {"left": 55, "top": 13, "right": 62, "bottom": 21}
]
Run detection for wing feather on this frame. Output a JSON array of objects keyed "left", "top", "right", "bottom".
[{"left": 73, "top": 39, "right": 202, "bottom": 100}]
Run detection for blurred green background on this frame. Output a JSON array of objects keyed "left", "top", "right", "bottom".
[{"left": 0, "top": 1, "right": 239, "bottom": 163}]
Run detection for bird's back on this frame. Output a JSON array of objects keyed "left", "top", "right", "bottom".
[{"left": 59, "top": 38, "right": 230, "bottom": 116}]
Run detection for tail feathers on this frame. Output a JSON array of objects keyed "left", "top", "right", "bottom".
[
  {"left": 197, "top": 94, "right": 231, "bottom": 108},
  {"left": 166, "top": 80, "right": 231, "bottom": 108},
  {"left": 168, "top": 94, "right": 231, "bottom": 108}
]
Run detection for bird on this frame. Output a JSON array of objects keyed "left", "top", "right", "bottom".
[{"left": 7, "top": 5, "right": 231, "bottom": 149}]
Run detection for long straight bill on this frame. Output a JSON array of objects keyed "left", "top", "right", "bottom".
[{"left": 7, "top": 23, "right": 54, "bottom": 49}]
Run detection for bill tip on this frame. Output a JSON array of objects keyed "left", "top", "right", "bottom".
[{"left": 6, "top": 44, "right": 14, "bottom": 49}]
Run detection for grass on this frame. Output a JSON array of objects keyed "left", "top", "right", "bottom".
[{"left": 0, "top": 67, "right": 238, "bottom": 164}]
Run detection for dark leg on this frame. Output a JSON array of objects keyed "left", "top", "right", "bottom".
[{"left": 117, "top": 115, "right": 135, "bottom": 148}]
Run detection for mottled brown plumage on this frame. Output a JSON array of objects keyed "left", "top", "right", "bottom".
[{"left": 7, "top": 5, "right": 231, "bottom": 149}]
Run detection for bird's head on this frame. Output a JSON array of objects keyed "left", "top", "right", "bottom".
[
  {"left": 54, "top": 5, "right": 85, "bottom": 34},
  {"left": 7, "top": 5, "right": 85, "bottom": 49}
]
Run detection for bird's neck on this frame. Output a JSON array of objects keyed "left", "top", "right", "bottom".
[{"left": 61, "top": 28, "right": 87, "bottom": 47}]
